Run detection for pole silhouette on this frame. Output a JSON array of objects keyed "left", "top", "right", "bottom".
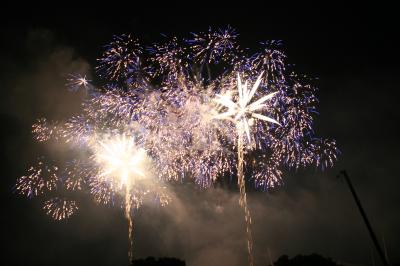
[{"left": 339, "top": 170, "right": 389, "bottom": 266}]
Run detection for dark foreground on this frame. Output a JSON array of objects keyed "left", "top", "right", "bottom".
[{"left": 131, "top": 254, "right": 346, "bottom": 266}]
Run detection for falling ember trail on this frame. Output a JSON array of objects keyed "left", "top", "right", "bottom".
[
  {"left": 125, "top": 178, "right": 134, "bottom": 263},
  {"left": 237, "top": 124, "right": 254, "bottom": 266}
]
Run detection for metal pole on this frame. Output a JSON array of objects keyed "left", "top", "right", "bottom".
[{"left": 339, "top": 170, "right": 389, "bottom": 266}]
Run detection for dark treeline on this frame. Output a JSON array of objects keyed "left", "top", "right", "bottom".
[
  {"left": 131, "top": 254, "right": 345, "bottom": 266},
  {"left": 273, "top": 254, "right": 342, "bottom": 266},
  {"left": 132, "top": 257, "right": 185, "bottom": 266}
]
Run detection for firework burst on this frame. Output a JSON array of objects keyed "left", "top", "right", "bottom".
[
  {"left": 212, "top": 72, "right": 281, "bottom": 266},
  {"left": 67, "top": 74, "right": 91, "bottom": 92},
  {"left": 91, "top": 133, "right": 157, "bottom": 261},
  {"left": 96, "top": 34, "right": 144, "bottom": 82},
  {"left": 16, "top": 26, "right": 338, "bottom": 264},
  {"left": 43, "top": 197, "right": 78, "bottom": 220}
]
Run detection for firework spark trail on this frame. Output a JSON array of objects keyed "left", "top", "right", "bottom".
[
  {"left": 213, "top": 72, "right": 280, "bottom": 265},
  {"left": 125, "top": 184, "right": 134, "bottom": 262},
  {"left": 92, "top": 133, "right": 157, "bottom": 261},
  {"left": 237, "top": 123, "right": 253, "bottom": 266}
]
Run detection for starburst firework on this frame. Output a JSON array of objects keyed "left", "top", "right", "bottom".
[
  {"left": 16, "top": 26, "right": 338, "bottom": 264},
  {"left": 212, "top": 72, "right": 281, "bottom": 266}
]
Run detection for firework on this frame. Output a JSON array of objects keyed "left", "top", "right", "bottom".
[
  {"left": 16, "top": 158, "right": 58, "bottom": 198},
  {"left": 186, "top": 25, "right": 239, "bottom": 64},
  {"left": 96, "top": 34, "right": 143, "bottom": 82},
  {"left": 91, "top": 133, "right": 157, "bottom": 261},
  {"left": 43, "top": 197, "right": 78, "bottom": 220},
  {"left": 212, "top": 72, "right": 280, "bottom": 266},
  {"left": 67, "top": 74, "right": 91, "bottom": 92},
  {"left": 32, "top": 118, "right": 60, "bottom": 142},
  {"left": 16, "top": 27, "right": 338, "bottom": 264}
]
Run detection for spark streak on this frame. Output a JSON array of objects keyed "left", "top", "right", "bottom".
[
  {"left": 214, "top": 73, "right": 280, "bottom": 266},
  {"left": 92, "top": 134, "right": 151, "bottom": 261}
]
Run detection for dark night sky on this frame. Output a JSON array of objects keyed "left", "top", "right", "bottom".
[{"left": 1, "top": 3, "right": 399, "bottom": 266}]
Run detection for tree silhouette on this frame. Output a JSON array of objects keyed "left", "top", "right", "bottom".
[
  {"left": 273, "top": 254, "right": 342, "bottom": 266},
  {"left": 132, "top": 257, "right": 185, "bottom": 266}
]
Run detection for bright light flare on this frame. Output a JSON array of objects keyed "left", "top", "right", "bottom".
[
  {"left": 92, "top": 133, "right": 152, "bottom": 262},
  {"left": 214, "top": 72, "right": 280, "bottom": 143},
  {"left": 93, "top": 134, "right": 148, "bottom": 188}
]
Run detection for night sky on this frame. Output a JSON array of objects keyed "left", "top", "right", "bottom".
[{"left": 1, "top": 4, "right": 399, "bottom": 266}]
